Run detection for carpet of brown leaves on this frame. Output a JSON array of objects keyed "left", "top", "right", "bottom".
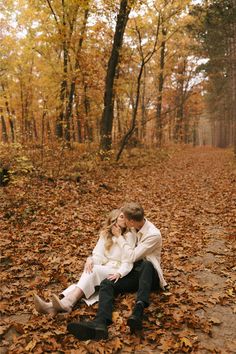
[{"left": 0, "top": 146, "right": 235, "bottom": 353}]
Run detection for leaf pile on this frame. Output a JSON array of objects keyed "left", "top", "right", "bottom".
[{"left": 0, "top": 146, "right": 235, "bottom": 353}]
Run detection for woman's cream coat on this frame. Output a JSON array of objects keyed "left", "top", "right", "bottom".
[
  {"left": 61, "top": 232, "right": 135, "bottom": 303},
  {"left": 92, "top": 231, "right": 136, "bottom": 277}
]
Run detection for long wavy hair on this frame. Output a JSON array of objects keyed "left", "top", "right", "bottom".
[{"left": 100, "top": 209, "right": 127, "bottom": 252}]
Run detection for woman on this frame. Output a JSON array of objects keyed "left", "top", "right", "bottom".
[{"left": 34, "top": 209, "right": 135, "bottom": 315}]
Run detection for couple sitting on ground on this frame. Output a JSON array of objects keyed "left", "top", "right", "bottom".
[{"left": 34, "top": 202, "right": 167, "bottom": 340}]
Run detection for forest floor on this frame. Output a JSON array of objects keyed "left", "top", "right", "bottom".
[{"left": 0, "top": 146, "right": 235, "bottom": 353}]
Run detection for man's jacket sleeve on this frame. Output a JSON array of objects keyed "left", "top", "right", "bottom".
[{"left": 117, "top": 232, "right": 161, "bottom": 262}]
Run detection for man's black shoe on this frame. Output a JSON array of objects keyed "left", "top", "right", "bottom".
[
  {"left": 127, "top": 302, "right": 144, "bottom": 333},
  {"left": 127, "top": 315, "right": 143, "bottom": 333},
  {"left": 67, "top": 320, "right": 108, "bottom": 340}
]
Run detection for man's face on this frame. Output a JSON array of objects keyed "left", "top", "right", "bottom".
[{"left": 124, "top": 216, "right": 134, "bottom": 228}]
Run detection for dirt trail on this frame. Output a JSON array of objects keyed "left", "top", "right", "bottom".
[
  {"left": 192, "top": 231, "right": 235, "bottom": 353},
  {"left": 161, "top": 148, "right": 236, "bottom": 353},
  {"left": 0, "top": 147, "right": 235, "bottom": 353}
]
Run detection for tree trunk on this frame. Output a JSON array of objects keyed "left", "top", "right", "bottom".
[
  {"left": 156, "top": 27, "right": 166, "bottom": 147},
  {"left": 1, "top": 113, "right": 8, "bottom": 142},
  {"left": 174, "top": 62, "right": 186, "bottom": 142},
  {"left": 20, "top": 79, "right": 25, "bottom": 142},
  {"left": 140, "top": 66, "right": 147, "bottom": 141},
  {"left": 9, "top": 117, "right": 15, "bottom": 142},
  {"left": 100, "top": 0, "right": 133, "bottom": 152},
  {"left": 64, "top": 8, "right": 89, "bottom": 145},
  {"left": 41, "top": 109, "right": 46, "bottom": 146},
  {"left": 56, "top": 0, "right": 68, "bottom": 140},
  {"left": 116, "top": 60, "right": 144, "bottom": 161},
  {"left": 32, "top": 116, "right": 38, "bottom": 141},
  {"left": 1, "top": 83, "right": 15, "bottom": 142}
]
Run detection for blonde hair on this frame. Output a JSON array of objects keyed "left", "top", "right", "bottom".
[{"left": 100, "top": 209, "right": 125, "bottom": 252}]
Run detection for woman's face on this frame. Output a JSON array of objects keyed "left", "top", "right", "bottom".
[{"left": 116, "top": 212, "right": 126, "bottom": 228}]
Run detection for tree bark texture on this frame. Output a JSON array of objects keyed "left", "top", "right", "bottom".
[
  {"left": 100, "top": 0, "right": 133, "bottom": 152},
  {"left": 156, "top": 27, "right": 166, "bottom": 147}
]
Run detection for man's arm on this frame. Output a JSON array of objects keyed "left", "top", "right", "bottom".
[{"left": 116, "top": 232, "right": 161, "bottom": 262}]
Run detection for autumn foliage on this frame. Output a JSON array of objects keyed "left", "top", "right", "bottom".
[{"left": 0, "top": 0, "right": 208, "bottom": 152}]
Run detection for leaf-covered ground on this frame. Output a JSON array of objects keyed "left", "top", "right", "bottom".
[{"left": 0, "top": 146, "right": 235, "bottom": 353}]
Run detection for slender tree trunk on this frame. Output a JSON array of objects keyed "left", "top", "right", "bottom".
[
  {"left": 25, "top": 97, "right": 30, "bottom": 141},
  {"left": 1, "top": 83, "right": 15, "bottom": 142},
  {"left": 47, "top": 120, "right": 52, "bottom": 141},
  {"left": 116, "top": 96, "right": 123, "bottom": 138},
  {"left": 32, "top": 116, "right": 38, "bottom": 141},
  {"left": 75, "top": 91, "right": 83, "bottom": 143},
  {"left": 56, "top": 0, "right": 68, "bottom": 140},
  {"left": 77, "top": 116, "right": 83, "bottom": 143},
  {"left": 192, "top": 121, "right": 197, "bottom": 147},
  {"left": 41, "top": 109, "right": 46, "bottom": 147},
  {"left": 175, "top": 102, "right": 184, "bottom": 142},
  {"left": 9, "top": 117, "right": 15, "bottom": 142},
  {"left": 1, "top": 113, "right": 8, "bottom": 142},
  {"left": 20, "top": 79, "right": 25, "bottom": 142},
  {"left": 184, "top": 116, "right": 190, "bottom": 144},
  {"left": 174, "top": 62, "right": 186, "bottom": 142},
  {"left": 64, "top": 8, "right": 89, "bottom": 145},
  {"left": 83, "top": 82, "right": 90, "bottom": 119},
  {"left": 156, "top": 27, "right": 166, "bottom": 147},
  {"left": 100, "top": 0, "right": 133, "bottom": 153},
  {"left": 116, "top": 60, "right": 145, "bottom": 161},
  {"left": 140, "top": 66, "right": 147, "bottom": 141}
]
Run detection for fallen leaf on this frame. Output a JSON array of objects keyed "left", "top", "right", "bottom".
[
  {"left": 25, "top": 339, "right": 37, "bottom": 351},
  {"left": 209, "top": 317, "right": 222, "bottom": 325},
  {"left": 180, "top": 337, "right": 192, "bottom": 347},
  {"left": 112, "top": 311, "right": 120, "bottom": 322},
  {"left": 226, "top": 288, "right": 234, "bottom": 297}
]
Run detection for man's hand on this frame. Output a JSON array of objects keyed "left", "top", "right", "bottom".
[
  {"left": 107, "top": 273, "right": 121, "bottom": 283},
  {"left": 111, "top": 224, "right": 122, "bottom": 237},
  {"left": 84, "top": 257, "right": 94, "bottom": 273}
]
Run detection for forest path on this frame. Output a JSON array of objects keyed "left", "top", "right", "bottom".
[
  {"left": 0, "top": 146, "right": 235, "bottom": 353},
  {"left": 191, "top": 228, "right": 235, "bottom": 353}
]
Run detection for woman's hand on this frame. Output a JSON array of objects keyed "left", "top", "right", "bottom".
[
  {"left": 84, "top": 257, "right": 94, "bottom": 273},
  {"left": 107, "top": 273, "right": 121, "bottom": 283},
  {"left": 111, "top": 224, "right": 121, "bottom": 237}
]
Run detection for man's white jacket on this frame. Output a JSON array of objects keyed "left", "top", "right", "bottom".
[{"left": 116, "top": 219, "right": 167, "bottom": 289}]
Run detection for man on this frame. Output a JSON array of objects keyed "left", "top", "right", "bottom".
[{"left": 67, "top": 202, "right": 166, "bottom": 340}]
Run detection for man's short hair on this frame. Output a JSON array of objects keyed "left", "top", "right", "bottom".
[{"left": 121, "top": 202, "right": 144, "bottom": 222}]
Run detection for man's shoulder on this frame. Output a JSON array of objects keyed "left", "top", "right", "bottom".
[{"left": 143, "top": 219, "right": 161, "bottom": 236}]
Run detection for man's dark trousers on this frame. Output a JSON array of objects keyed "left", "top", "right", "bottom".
[{"left": 95, "top": 260, "right": 160, "bottom": 325}]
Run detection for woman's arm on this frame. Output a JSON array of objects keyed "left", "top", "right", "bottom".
[
  {"left": 84, "top": 236, "right": 108, "bottom": 273},
  {"left": 91, "top": 236, "right": 108, "bottom": 265},
  {"left": 84, "top": 256, "right": 94, "bottom": 273}
]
